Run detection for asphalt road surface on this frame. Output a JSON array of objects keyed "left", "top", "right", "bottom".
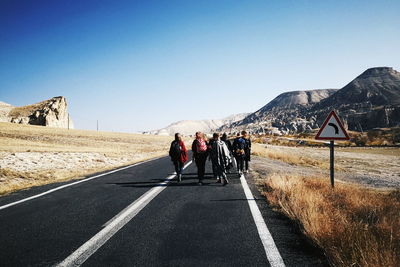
[{"left": 0, "top": 156, "right": 328, "bottom": 266}]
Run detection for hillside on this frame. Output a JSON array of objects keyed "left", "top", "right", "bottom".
[
  {"left": 219, "top": 89, "right": 337, "bottom": 134},
  {"left": 311, "top": 67, "right": 400, "bottom": 131},
  {"left": 220, "top": 67, "right": 400, "bottom": 134}
]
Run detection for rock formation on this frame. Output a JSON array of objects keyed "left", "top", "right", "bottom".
[
  {"left": 0, "top": 96, "right": 74, "bottom": 129},
  {"left": 311, "top": 67, "right": 400, "bottom": 131},
  {"left": 218, "top": 89, "right": 338, "bottom": 135}
]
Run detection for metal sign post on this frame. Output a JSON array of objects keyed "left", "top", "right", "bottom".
[
  {"left": 330, "top": 140, "right": 334, "bottom": 187},
  {"left": 315, "top": 111, "right": 350, "bottom": 188}
]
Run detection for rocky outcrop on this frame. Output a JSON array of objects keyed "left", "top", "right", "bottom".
[{"left": 0, "top": 96, "right": 74, "bottom": 129}]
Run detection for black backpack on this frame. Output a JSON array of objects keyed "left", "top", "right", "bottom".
[
  {"left": 234, "top": 137, "right": 246, "bottom": 156},
  {"left": 170, "top": 141, "right": 182, "bottom": 159}
]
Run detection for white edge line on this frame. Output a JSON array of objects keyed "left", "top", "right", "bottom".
[
  {"left": 56, "top": 160, "right": 192, "bottom": 267},
  {"left": 240, "top": 174, "right": 286, "bottom": 267},
  {"left": 0, "top": 157, "right": 163, "bottom": 211}
]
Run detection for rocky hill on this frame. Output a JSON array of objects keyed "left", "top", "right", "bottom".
[
  {"left": 218, "top": 89, "right": 338, "bottom": 134},
  {"left": 220, "top": 67, "right": 400, "bottom": 134},
  {"left": 0, "top": 96, "right": 74, "bottom": 129},
  {"left": 311, "top": 67, "right": 400, "bottom": 131},
  {"left": 145, "top": 67, "right": 400, "bottom": 136},
  {"left": 144, "top": 113, "right": 249, "bottom": 136}
]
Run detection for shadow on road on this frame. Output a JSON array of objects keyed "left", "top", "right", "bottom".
[{"left": 107, "top": 173, "right": 241, "bottom": 188}]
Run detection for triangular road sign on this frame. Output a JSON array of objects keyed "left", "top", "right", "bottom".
[{"left": 315, "top": 111, "right": 350, "bottom": 140}]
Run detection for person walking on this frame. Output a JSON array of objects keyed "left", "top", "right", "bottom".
[
  {"left": 208, "top": 134, "right": 218, "bottom": 181},
  {"left": 192, "top": 132, "right": 208, "bottom": 185},
  {"left": 221, "top": 133, "right": 233, "bottom": 173},
  {"left": 210, "top": 133, "right": 232, "bottom": 185},
  {"left": 169, "top": 133, "right": 188, "bottom": 182},
  {"left": 242, "top": 131, "right": 252, "bottom": 173},
  {"left": 232, "top": 132, "right": 246, "bottom": 176}
]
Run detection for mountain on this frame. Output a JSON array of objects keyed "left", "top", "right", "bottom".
[
  {"left": 315, "top": 67, "right": 400, "bottom": 108},
  {"left": 311, "top": 67, "right": 400, "bottom": 131},
  {"left": 218, "top": 89, "right": 338, "bottom": 134},
  {"left": 220, "top": 67, "right": 400, "bottom": 134},
  {"left": 0, "top": 96, "right": 74, "bottom": 129},
  {"left": 145, "top": 67, "right": 400, "bottom": 136},
  {"left": 144, "top": 113, "right": 249, "bottom": 136}
]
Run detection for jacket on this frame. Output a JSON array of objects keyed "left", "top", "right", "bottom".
[
  {"left": 244, "top": 137, "right": 251, "bottom": 161},
  {"left": 222, "top": 139, "right": 233, "bottom": 153},
  {"left": 210, "top": 140, "right": 232, "bottom": 170},
  {"left": 169, "top": 140, "right": 188, "bottom": 163}
]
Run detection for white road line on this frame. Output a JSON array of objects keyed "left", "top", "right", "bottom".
[
  {"left": 240, "top": 174, "right": 286, "bottom": 267},
  {"left": 56, "top": 161, "right": 192, "bottom": 267},
  {"left": 0, "top": 157, "right": 163, "bottom": 211}
]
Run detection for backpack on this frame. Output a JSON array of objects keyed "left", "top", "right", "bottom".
[
  {"left": 170, "top": 141, "right": 182, "bottom": 159},
  {"left": 196, "top": 138, "right": 208, "bottom": 153},
  {"left": 235, "top": 138, "right": 246, "bottom": 156}
]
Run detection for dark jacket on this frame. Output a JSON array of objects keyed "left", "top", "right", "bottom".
[
  {"left": 244, "top": 137, "right": 251, "bottom": 161},
  {"left": 169, "top": 140, "right": 188, "bottom": 163}
]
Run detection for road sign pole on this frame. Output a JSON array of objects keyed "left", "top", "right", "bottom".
[{"left": 330, "top": 140, "right": 334, "bottom": 188}]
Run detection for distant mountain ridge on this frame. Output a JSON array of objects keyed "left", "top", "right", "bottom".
[
  {"left": 147, "top": 67, "right": 400, "bottom": 136},
  {"left": 143, "top": 113, "right": 249, "bottom": 136},
  {"left": 223, "top": 67, "right": 400, "bottom": 134}
]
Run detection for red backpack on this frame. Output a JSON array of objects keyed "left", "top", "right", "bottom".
[{"left": 196, "top": 138, "right": 207, "bottom": 153}]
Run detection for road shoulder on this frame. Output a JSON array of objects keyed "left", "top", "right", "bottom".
[{"left": 245, "top": 168, "right": 329, "bottom": 267}]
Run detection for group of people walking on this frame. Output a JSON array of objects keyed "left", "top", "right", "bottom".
[{"left": 169, "top": 131, "right": 251, "bottom": 186}]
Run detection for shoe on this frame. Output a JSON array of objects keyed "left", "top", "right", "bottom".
[
  {"left": 198, "top": 181, "right": 203, "bottom": 186},
  {"left": 216, "top": 178, "right": 221, "bottom": 183},
  {"left": 223, "top": 178, "right": 229, "bottom": 186},
  {"left": 177, "top": 174, "right": 182, "bottom": 182}
]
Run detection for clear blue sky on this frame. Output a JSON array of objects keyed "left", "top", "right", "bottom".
[{"left": 1, "top": 0, "right": 399, "bottom": 132}]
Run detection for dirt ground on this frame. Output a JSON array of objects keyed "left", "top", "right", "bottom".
[
  {"left": 0, "top": 122, "right": 172, "bottom": 195},
  {"left": 251, "top": 144, "right": 400, "bottom": 189}
]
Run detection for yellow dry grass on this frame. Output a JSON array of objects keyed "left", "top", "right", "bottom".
[
  {"left": 0, "top": 122, "right": 173, "bottom": 195},
  {"left": 258, "top": 173, "right": 400, "bottom": 267},
  {"left": 0, "top": 122, "right": 171, "bottom": 154},
  {"left": 252, "top": 143, "right": 334, "bottom": 170}
]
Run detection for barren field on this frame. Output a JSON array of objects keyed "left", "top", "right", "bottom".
[
  {"left": 252, "top": 143, "right": 400, "bottom": 188},
  {"left": 250, "top": 144, "right": 400, "bottom": 266},
  {"left": 0, "top": 122, "right": 172, "bottom": 195}
]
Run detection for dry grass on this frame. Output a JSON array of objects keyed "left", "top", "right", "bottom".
[
  {"left": 0, "top": 122, "right": 171, "bottom": 154},
  {"left": 258, "top": 173, "right": 400, "bottom": 267},
  {"left": 0, "top": 122, "right": 173, "bottom": 195},
  {"left": 7, "top": 100, "right": 49, "bottom": 118},
  {"left": 252, "top": 143, "right": 334, "bottom": 170}
]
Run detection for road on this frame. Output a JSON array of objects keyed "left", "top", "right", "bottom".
[{"left": 0, "top": 156, "right": 327, "bottom": 266}]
